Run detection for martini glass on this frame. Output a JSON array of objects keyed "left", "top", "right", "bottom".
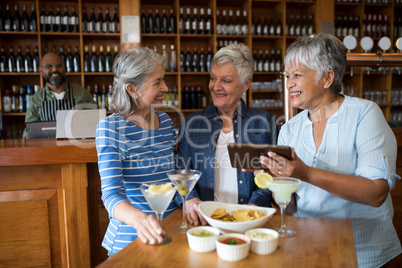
[
  {"left": 140, "top": 182, "right": 177, "bottom": 245},
  {"left": 167, "top": 169, "right": 202, "bottom": 234},
  {"left": 267, "top": 177, "right": 301, "bottom": 238}
]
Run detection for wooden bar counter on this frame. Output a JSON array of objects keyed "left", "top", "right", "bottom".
[
  {"left": 0, "top": 138, "right": 102, "bottom": 267},
  {"left": 98, "top": 209, "right": 358, "bottom": 268}
]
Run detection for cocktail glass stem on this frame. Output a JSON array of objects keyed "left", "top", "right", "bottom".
[
  {"left": 180, "top": 195, "right": 188, "bottom": 228},
  {"left": 279, "top": 205, "right": 287, "bottom": 235}
]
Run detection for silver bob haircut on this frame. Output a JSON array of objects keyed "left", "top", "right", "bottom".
[
  {"left": 284, "top": 33, "right": 347, "bottom": 95},
  {"left": 110, "top": 47, "right": 164, "bottom": 115},
  {"left": 211, "top": 42, "right": 254, "bottom": 85}
]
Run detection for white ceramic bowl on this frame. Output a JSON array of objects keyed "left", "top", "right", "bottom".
[
  {"left": 198, "top": 201, "right": 276, "bottom": 233},
  {"left": 215, "top": 233, "right": 250, "bottom": 262},
  {"left": 186, "top": 226, "right": 221, "bottom": 253},
  {"left": 245, "top": 228, "right": 279, "bottom": 255}
]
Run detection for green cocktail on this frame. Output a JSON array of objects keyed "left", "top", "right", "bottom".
[{"left": 267, "top": 177, "right": 301, "bottom": 237}]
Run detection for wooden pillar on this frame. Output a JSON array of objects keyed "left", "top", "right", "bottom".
[{"left": 119, "top": 0, "right": 141, "bottom": 51}]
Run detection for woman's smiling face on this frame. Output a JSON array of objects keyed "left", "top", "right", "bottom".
[{"left": 209, "top": 63, "right": 250, "bottom": 114}]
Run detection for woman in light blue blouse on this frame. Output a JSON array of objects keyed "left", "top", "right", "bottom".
[
  {"left": 96, "top": 47, "right": 178, "bottom": 255},
  {"left": 260, "top": 33, "right": 401, "bottom": 268}
]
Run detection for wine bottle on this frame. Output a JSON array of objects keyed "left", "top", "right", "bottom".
[
  {"left": 103, "top": 8, "right": 111, "bottom": 33},
  {"left": 101, "top": 84, "right": 107, "bottom": 109},
  {"left": 295, "top": 13, "right": 301, "bottom": 36},
  {"left": 91, "top": 45, "right": 97, "bottom": 72},
  {"left": 307, "top": 14, "right": 314, "bottom": 35},
  {"left": 161, "top": 8, "right": 168, "bottom": 34},
  {"left": 221, "top": 9, "right": 228, "bottom": 35},
  {"left": 98, "top": 45, "right": 105, "bottom": 72},
  {"left": 88, "top": 7, "right": 96, "bottom": 33},
  {"left": 147, "top": 8, "right": 154, "bottom": 34},
  {"left": 179, "top": 8, "right": 184, "bottom": 34},
  {"left": 162, "top": 44, "right": 169, "bottom": 72},
  {"left": 347, "top": 16, "right": 354, "bottom": 37},
  {"left": 71, "top": 6, "right": 78, "bottom": 32},
  {"left": 4, "top": 4, "right": 12, "bottom": 32},
  {"left": 61, "top": 6, "right": 69, "bottom": 32},
  {"left": 82, "top": 7, "right": 88, "bottom": 33},
  {"left": 170, "top": 44, "right": 177, "bottom": 72},
  {"left": 234, "top": 10, "right": 241, "bottom": 35},
  {"left": 24, "top": 46, "right": 32, "bottom": 72},
  {"left": 256, "top": 12, "right": 262, "bottom": 36},
  {"left": 55, "top": 5, "right": 61, "bottom": 32},
  {"left": 105, "top": 45, "right": 113, "bottom": 72},
  {"left": 73, "top": 46, "right": 80, "bottom": 72},
  {"left": 269, "top": 12, "right": 275, "bottom": 36},
  {"left": 192, "top": 46, "right": 199, "bottom": 72},
  {"left": 32, "top": 46, "right": 39, "bottom": 72},
  {"left": 59, "top": 46, "right": 66, "bottom": 66},
  {"left": 263, "top": 49, "right": 270, "bottom": 72},
  {"left": 257, "top": 49, "right": 263, "bottom": 72},
  {"left": 47, "top": 5, "right": 54, "bottom": 32},
  {"left": 30, "top": 5, "right": 37, "bottom": 32},
  {"left": 199, "top": 8, "right": 205, "bottom": 35},
  {"left": 276, "top": 13, "right": 282, "bottom": 36},
  {"left": 180, "top": 46, "right": 185, "bottom": 72},
  {"left": 168, "top": 8, "right": 176, "bottom": 34},
  {"left": 216, "top": 9, "right": 222, "bottom": 35},
  {"left": 111, "top": 8, "right": 119, "bottom": 33},
  {"left": 66, "top": 45, "right": 73, "bottom": 73},
  {"left": 270, "top": 48, "right": 276, "bottom": 72},
  {"left": 228, "top": 9, "right": 234, "bottom": 35},
  {"left": 154, "top": 8, "right": 161, "bottom": 33},
  {"left": 84, "top": 45, "right": 90, "bottom": 72},
  {"left": 185, "top": 46, "right": 192, "bottom": 72},
  {"left": 288, "top": 13, "right": 295, "bottom": 36},
  {"left": 93, "top": 84, "right": 99, "bottom": 107},
  {"left": 113, "top": 45, "right": 119, "bottom": 63},
  {"left": 0, "top": 5, "right": 4, "bottom": 31},
  {"left": 199, "top": 45, "right": 206, "bottom": 72},
  {"left": 206, "top": 8, "right": 212, "bottom": 35},
  {"left": 40, "top": 7, "right": 46, "bottom": 32},
  {"left": 185, "top": 8, "right": 191, "bottom": 34},
  {"left": 141, "top": 8, "right": 147, "bottom": 33},
  {"left": 13, "top": 4, "right": 21, "bottom": 32},
  {"left": 192, "top": 8, "right": 198, "bottom": 34},
  {"left": 8, "top": 46, "right": 16, "bottom": 72},
  {"left": 252, "top": 49, "right": 257, "bottom": 71},
  {"left": 21, "top": 5, "right": 29, "bottom": 32},
  {"left": 95, "top": 8, "right": 102, "bottom": 33},
  {"left": 0, "top": 47, "right": 7, "bottom": 72},
  {"left": 275, "top": 49, "right": 282, "bottom": 72},
  {"left": 16, "top": 46, "right": 24, "bottom": 72},
  {"left": 206, "top": 45, "right": 213, "bottom": 72}
]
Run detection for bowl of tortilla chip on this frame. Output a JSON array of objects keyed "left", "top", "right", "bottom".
[{"left": 198, "top": 201, "right": 276, "bottom": 233}]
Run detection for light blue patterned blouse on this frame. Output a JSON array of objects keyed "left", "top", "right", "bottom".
[
  {"left": 278, "top": 95, "right": 401, "bottom": 268},
  {"left": 96, "top": 111, "right": 178, "bottom": 254}
]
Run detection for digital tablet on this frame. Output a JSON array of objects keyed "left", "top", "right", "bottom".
[{"left": 228, "top": 143, "right": 292, "bottom": 170}]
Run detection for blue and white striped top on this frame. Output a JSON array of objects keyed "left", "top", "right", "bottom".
[{"left": 96, "top": 111, "right": 178, "bottom": 254}]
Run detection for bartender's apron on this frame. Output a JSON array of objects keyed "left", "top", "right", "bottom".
[{"left": 40, "top": 82, "right": 76, "bottom": 121}]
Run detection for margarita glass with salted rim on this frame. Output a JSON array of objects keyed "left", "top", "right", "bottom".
[
  {"left": 267, "top": 177, "right": 301, "bottom": 237},
  {"left": 140, "top": 182, "right": 177, "bottom": 245}
]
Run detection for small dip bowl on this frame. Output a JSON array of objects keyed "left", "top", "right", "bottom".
[
  {"left": 215, "top": 233, "right": 250, "bottom": 262},
  {"left": 245, "top": 228, "right": 279, "bottom": 255},
  {"left": 186, "top": 226, "right": 221, "bottom": 253}
]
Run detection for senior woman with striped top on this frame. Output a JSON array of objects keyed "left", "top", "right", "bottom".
[{"left": 96, "top": 47, "right": 178, "bottom": 256}]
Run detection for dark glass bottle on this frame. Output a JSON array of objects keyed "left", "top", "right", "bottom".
[
  {"left": 47, "top": 5, "right": 54, "bottom": 32},
  {"left": 103, "top": 8, "right": 111, "bottom": 33},
  {"left": 185, "top": 46, "right": 192, "bottom": 72},
  {"left": 8, "top": 46, "right": 16, "bottom": 72},
  {"left": 335, "top": 16, "right": 342, "bottom": 37},
  {"left": 70, "top": 6, "right": 78, "bottom": 33},
  {"left": 21, "top": 5, "right": 29, "bottom": 32},
  {"left": 276, "top": 13, "right": 282, "bottom": 36},
  {"left": 185, "top": 8, "right": 191, "bottom": 34},
  {"left": 206, "top": 8, "right": 213, "bottom": 34},
  {"left": 256, "top": 12, "right": 262, "bottom": 36},
  {"left": 307, "top": 14, "right": 314, "bottom": 35},
  {"left": 66, "top": 45, "right": 73, "bottom": 73},
  {"left": 40, "top": 7, "right": 46, "bottom": 32},
  {"left": 91, "top": 45, "right": 98, "bottom": 72},
  {"left": 141, "top": 8, "right": 147, "bottom": 33},
  {"left": 30, "top": 5, "right": 37, "bottom": 32},
  {"left": 179, "top": 8, "right": 184, "bottom": 34},
  {"left": 199, "top": 45, "right": 206, "bottom": 72},
  {"left": 288, "top": 13, "right": 295, "bottom": 36},
  {"left": 168, "top": 8, "right": 176, "bottom": 33},
  {"left": 84, "top": 45, "right": 90, "bottom": 72},
  {"left": 192, "top": 46, "right": 199, "bottom": 72},
  {"left": 263, "top": 49, "right": 270, "bottom": 72},
  {"left": 59, "top": 46, "right": 66, "bottom": 66},
  {"left": 154, "top": 8, "right": 161, "bottom": 33},
  {"left": 161, "top": 8, "right": 168, "bottom": 33},
  {"left": 257, "top": 49, "right": 263, "bottom": 72},
  {"left": 180, "top": 46, "right": 185, "bottom": 72},
  {"left": 61, "top": 6, "right": 69, "bottom": 32},
  {"left": 275, "top": 49, "right": 282, "bottom": 72},
  {"left": 24, "top": 46, "right": 32, "bottom": 72},
  {"left": 16, "top": 46, "right": 24, "bottom": 72},
  {"left": 88, "top": 7, "right": 96, "bottom": 33},
  {"left": 82, "top": 7, "right": 88, "bottom": 33},
  {"left": 13, "top": 4, "right": 21, "bottom": 31},
  {"left": 32, "top": 46, "right": 39, "bottom": 72},
  {"left": 93, "top": 84, "right": 99, "bottom": 107},
  {"left": 105, "top": 45, "right": 113, "bottom": 72},
  {"left": 98, "top": 45, "right": 105, "bottom": 72},
  {"left": 4, "top": 4, "right": 12, "bottom": 32},
  {"left": 295, "top": 13, "right": 301, "bottom": 36},
  {"left": 0, "top": 46, "right": 7, "bottom": 72},
  {"left": 95, "top": 8, "right": 102, "bottom": 33},
  {"left": 111, "top": 8, "right": 119, "bottom": 33},
  {"left": 54, "top": 5, "right": 61, "bottom": 32},
  {"left": 206, "top": 45, "right": 213, "bottom": 72},
  {"left": 0, "top": 5, "right": 4, "bottom": 31},
  {"left": 147, "top": 8, "right": 153, "bottom": 34},
  {"left": 192, "top": 8, "right": 198, "bottom": 34},
  {"left": 73, "top": 45, "right": 80, "bottom": 72},
  {"left": 113, "top": 45, "right": 119, "bottom": 63}
]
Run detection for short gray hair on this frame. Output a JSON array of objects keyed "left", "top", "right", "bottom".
[
  {"left": 111, "top": 47, "right": 164, "bottom": 115},
  {"left": 284, "top": 33, "right": 347, "bottom": 95},
  {"left": 211, "top": 42, "right": 254, "bottom": 85}
]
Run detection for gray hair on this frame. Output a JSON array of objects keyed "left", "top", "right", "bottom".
[
  {"left": 211, "top": 42, "right": 254, "bottom": 85},
  {"left": 111, "top": 47, "right": 164, "bottom": 115},
  {"left": 284, "top": 33, "right": 347, "bottom": 95}
]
